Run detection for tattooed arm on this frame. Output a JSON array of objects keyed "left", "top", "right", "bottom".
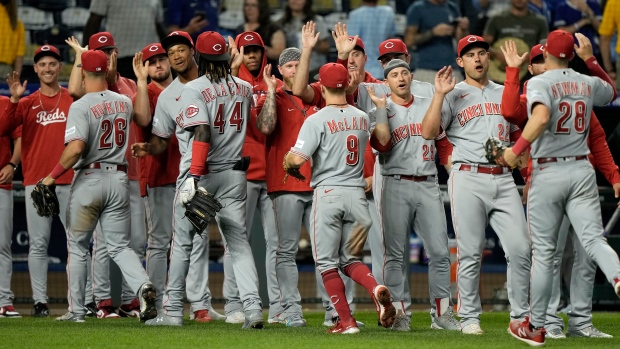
[{"left": 257, "top": 64, "right": 278, "bottom": 135}]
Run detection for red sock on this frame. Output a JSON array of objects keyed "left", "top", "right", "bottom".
[
  {"left": 321, "top": 269, "right": 352, "bottom": 323},
  {"left": 343, "top": 262, "right": 378, "bottom": 298}
]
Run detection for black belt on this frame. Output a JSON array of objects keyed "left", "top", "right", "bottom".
[
  {"left": 82, "top": 162, "right": 127, "bottom": 173},
  {"left": 536, "top": 155, "right": 588, "bottom": 164}
]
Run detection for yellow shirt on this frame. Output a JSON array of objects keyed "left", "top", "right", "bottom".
[
  {"left": 599, "top": 0, "right": 620, "bottom": 54},
  {"left": 0, "top": 6, "right": 25, "bottom": 65}
]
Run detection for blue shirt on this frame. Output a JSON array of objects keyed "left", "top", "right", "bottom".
[
  {"left": 407, "top": 0, "right": 461, "bottom": 71},
  {"left": 347, "top": 5, "right": 396, "bottom": 79},
  {"left": 552, "top": 0, "right": 602, "bottom": 54},
  {"left": 166, "top": 0, "right": 220, "bottom": 40},
  {"left": 528, "top": 1, "right": 552, "bottom": 28}
]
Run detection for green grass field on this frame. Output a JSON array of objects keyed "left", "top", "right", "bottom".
[{"left": 2, "top": 311, "right": 619, "bottom": 348}]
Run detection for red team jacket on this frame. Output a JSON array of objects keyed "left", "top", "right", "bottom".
[{"left": 0, "top": 96, "right": 22, "bottom": 191}]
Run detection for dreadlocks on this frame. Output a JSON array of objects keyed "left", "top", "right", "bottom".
[{"left": 197, "top": 56, "right": 241, "bottom": 97}]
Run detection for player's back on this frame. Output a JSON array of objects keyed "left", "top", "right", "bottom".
[
  {"left": 304, "top": 106, "right": 370, "bottom": 188},
  {"left": 67, "top": 90, "right": 132, "bottom": 169},
  {"left": 181, "top": 75, "right": 253, "bottom": 172},
  {"left": 527, "top": 69, "right": 615, "bottom": 158}
]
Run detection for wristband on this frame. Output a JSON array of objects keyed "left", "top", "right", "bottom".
[
  {"left": 50, "top": 163, "right": 69, "bottom": 180},
  {"left": 189, "top": 141, "right": 210, "bottom": 176},
  {"left": 8, "top": 162, "right": 17, "bottom": 170},
  {"left": 512, "top": 137, "right": 531, "bottom": 156}
]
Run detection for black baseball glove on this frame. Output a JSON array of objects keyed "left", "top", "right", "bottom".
[
  {"left": 31, "top": 179, "right": 60, "bottom": 217},
  {"left": 184, "top": 188, "right": 223, "bottom": 236},
  {"left": 282, "top": 154, "right": 306, "bottom": 183},
  {"left": 484, "top": 137, "right": 510, "bottom": 167}
]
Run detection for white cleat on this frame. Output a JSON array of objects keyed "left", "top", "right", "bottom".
[
  {"left": 462, "top": 323, "right": 484, "bottom": 335},
  {"left": 225, "top": 311, "right": 245, "bottom": 324}
]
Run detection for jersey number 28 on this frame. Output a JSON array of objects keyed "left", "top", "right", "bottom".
[
  {"left": 555, "top": 101, "right": 587, "bottom": 134},
  {"left": 99, "top": 118, "right": 127, "bottom": 149}
]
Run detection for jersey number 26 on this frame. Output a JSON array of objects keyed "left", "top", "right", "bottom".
[{"left": 99, "top": 118, "right": 127, "bottom": 150}]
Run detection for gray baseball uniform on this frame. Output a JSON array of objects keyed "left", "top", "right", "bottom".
[
  {"left": 440, "top": 80, "right": 531, "bottom": 327},
  {"left": 525, "top": 69, "right": 620, "bottom": 328},
  {"left": 148, "top": 77, "right": 217, "bottom": 313},
  {"left": 63, "top": 90, "right": 151, "bottom": 317},
  {"left": 370, "top": 97, "right": 452, "bottom": 318},
  {"left": 175, "top": 75, "right": 262, "bottom": 315}
]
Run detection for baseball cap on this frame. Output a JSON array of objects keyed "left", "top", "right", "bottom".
[
  {"left": 378, "top": 39, "right": 408, "bottom": 60},
  {"left": 384, "top": 59, "right": 410, "bottom": 78},
  {"left": 162, "top": 30, "right": 194, "bottom": 51},
  {"left": 319, "top": 63, "right": 349, "bottom": 89},
  {"left": 237, "top": 31, "right": 264, "bottom": 49},
  {"left": 89, "top": 32, "right": 116, "bottom": 51},
  {"left": 34, "top": 45, "right": 61, "bottom": 63},
  {"left": 544, "top": 30, "right": 574, "bottom": 60},
  {"left": 529, "top": 44, "right": 544, "bottom": 64},
  {"left": 457, "top": 35, "right": 489, "bottom": 57},
  {"left": 80, "top": 50, "right": 108, "bottom": 73},
  {"left": 349, "top": 36, "right": 365, "bottom": 54},
  {"left": 279, "top": 47, "right": 301, "bottom": 66},
  {"left": 141, "top": 43, "right": 167, "bottom": 63},
  {"left": 195, "top": 31, "right": 230, "bottom": 61}
]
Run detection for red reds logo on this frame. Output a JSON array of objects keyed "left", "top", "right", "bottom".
[
  {"left": 384, "top": 42, "right": 394, "bottom": 49},
  {"left": 98, "top": 36, "right": 108, "bottom": 43},
  {"left": 212, "top": 44, "right": 222, "bottom": 52},
  {"left": 243, "top": 34, "right": 255, "bottom": 42},
  {"left": 186, "top": 104, "right": 199, "bottom": 118},
  {"left": 467, "top": 36, "right": 478, "bottom": 43},
  {"left": 41, "top": 45, "right": 51, "bottom": 51},
  {"left": 149, "top": 45, "right": 159, "bottom": 52}
]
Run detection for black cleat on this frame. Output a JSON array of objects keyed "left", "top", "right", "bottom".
[
  {"left": 32, "top": 302, "right": 50, "bottom": 318},
  {"left": 138, "top": 282, "right": 157, "bottom": 322},
  {"left": 85, "top": 302, "right": 98, "bottom": 318}
]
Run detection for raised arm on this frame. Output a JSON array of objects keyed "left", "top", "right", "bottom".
[
  {"left": 292, "top": 21, "right": 320, "bottom": 104},
  {"left": 500, "top": 40, "right": 529, "bottom": 128},
  {"left": 256, "top": 64, "right": 278, "bottom": 135},
  {"left": 132, "top": 52, "right": 152, "bottom": 128},
  {"left": 422, "top": 66, "right": 455, "bottom": 140},
  {"left": 368, "top": 87, "right": 390, "bottom": 148},
  {"left": 574, "top": 33, "right": 618, "bottom": 100},
  {"left": 65, "top": 36, "right": 88, "bottom": 99}
]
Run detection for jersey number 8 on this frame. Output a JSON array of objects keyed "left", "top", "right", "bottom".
[{"left": 99, "top": 118, "right": 127, "bottom": 150}]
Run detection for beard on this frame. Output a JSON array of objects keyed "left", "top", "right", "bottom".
[{"left": 151, "top": 70, "right": 171, "bottom": 83}]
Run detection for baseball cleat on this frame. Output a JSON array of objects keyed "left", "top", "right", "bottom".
[
  {"left": 372, "top": 285, "right": 396, "bottom": 328},
  {"left": 0, "top": 305, "right": 21, "bottom": 318},
  {"left": 268, "top": 313, "right": 285, "bottom": 324},
  {"left": 138, "top": 282, "right": 157, "bottom": 322},
  {"left": 207, "top": 306, "right": 226, "bottom": 321},
  {"left": 96, "top": 299, "right": 120, "bottom": 319},
  {"left": 242, "top": 310, "right": 264, "bottom": 329},
  {"left": 284, "top": 314, "right": 307, "bottom": 327},
  {"left": 56, "top": 312, "right": 85, "bottom": 322},
  {"left": 85, "top": 302, "right": 98, "bottom": 318},
  {"left": 193, "top": 309, "right": 213, "bottom": 323},
  {"left": 545, "top": 328, "right": 566, "bottom": 339},
  {"left": 567, "top": 325, "right": 613, "bottom": 338},
  {"left": 462, "top": 323, "right": 484, "bottom": 335},
  {"left": 119, "top": 298, "right": 140, "bottom": 318},
  {"left": 391, "top": 310, "right": 411, "bottom": 331},
  {"left": 509, "top": 317, "right": 545, "bottom": 346},
  {"left": 32, "top": 302, "right": 50, "bottom": 318},
  {"left": 226, "top": 311, "right": 245, "bottom": 324},
  {"left": 326, "top": 317, "right": 360, "bottom": 334},
  {"left": 431, "top": 310, "right": 460, "bottom": 330},
  {"left": 145, "top": 314, "right": 184, "bottom": 326}
]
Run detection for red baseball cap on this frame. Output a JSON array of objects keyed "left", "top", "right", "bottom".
[
  {"left": 378, "top": 39, "right": 408, "bottom": 60},
  {"left": 457, "top": 35, "right": 489, "bottom": 57},
  {"left": 89, "top": 32, "right": 116, "bottom": 51},
  {"left": 319, "top": 63, "right": 349, "bottom": 89},
  {"left": 349, "top": 36, "right": 365, "bottom": 54},
  {"left": 141, "top": 43, "right": 167, "bottom": 62},
  {"left": 195, "top": 31, "right": 230, "bottom": 61},
  {"left": 236, "top": 31, "right": 264, "bottom": 49},
  {"left": 34, "top": 44, "right": 61, "bottom": 63},
  {"left": 162, "top": 30, "right": 194, "bottom": 51},
  {"left": 544, "top": 30, "right": 574, "bottom": 60},
  {"left": 80, "top": 50, "right": 108, "bottom": 73},
  {"left": 529, "top": 44, "right": 544, "bottom": 64}
]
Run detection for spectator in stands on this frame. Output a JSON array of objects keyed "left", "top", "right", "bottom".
[
  {"left": 553, "top": 0, "right": 602, "bottom": 59},
  {"left": 166, "top": 0, "right": 219, "bottom": 40},
  {"left": 528, "top": 0, "right": 552, "bottom": 27},
  {"left": 347, "top": 0, "right": 396, "bottom": 79},
  {"left": 235, "top": 0, "right": 285, "bottom": 77},
  {"left": 82, "top": 0, "right": 166, "bottom": 80},
  {"left": 599, "top": 0, "right": 620, "bottom": 88},
  {"left": 405, "top": 0, "right": 469, "bottom": 83},
  {"left": 483, "top": 0, "right": 548, "bottom": 79},
  {"left": 278, "top": 0, "right": 330, "bottom": 80},
  {"left": 0, "top": 0, "right": 24, "bottom": 76}
]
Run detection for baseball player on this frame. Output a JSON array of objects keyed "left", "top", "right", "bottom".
[
  {"left": 221, "top": 31, "right": 280, "bottom": 325},
  {"left": 143, "top": 31, "right": 263, "bottom": 329},
  {"left": 501, "top": 36, "right": 618, "bottom": 339},
  {"left": 0, "top": 95, "right": 21, "bottom": 318},
  {"left": 66, "top": 32, "right": 146, "bottom": 317},
  {"left": 131, "top": 33, "right": 223, "bottom": 322},
  {"left": 284, "top": 62, "right": 395, "bottom": 334},
  {"left": 254, "top": 47, "right": 321, "bottom": 326},
  {"left": 367, "top": 59, "right": 459, "bottom": 331},
  {"left": 40, "top": 49, "right": 156, "bottom": 323},
  {"left": 421, "top": 35, "right": 532, "bottom": 335},
  {"left": 502, "top": 30, "right": 620, "bottom": 346},
  {"left": 0, "top": 46, "right": 95, "bottom": 318},
  {"left": 132, "top": 31, "right": 225, "bottom": 325}
]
